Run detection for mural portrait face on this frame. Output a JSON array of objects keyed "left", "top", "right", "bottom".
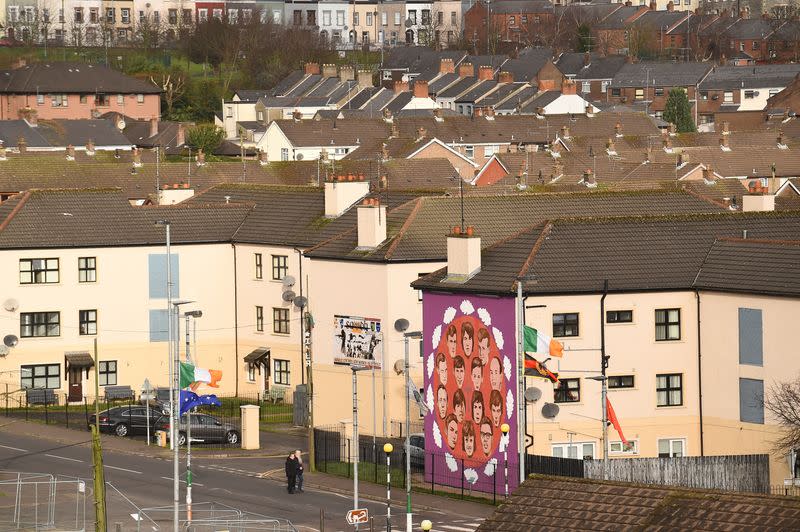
[
  {"left": 480, "top": 419, "right": 493, "bottom": 456},
  {"left": 446, "top": 415, "right": 458, "bottom": 450},
  {"left": 436, "top": 354, "right": 448, "bottom": 386},
  {"left": 453, "top": 389, "right": 466, "bottom": 423},
  {"left": 490, "top": 390, "right": 503, "bottom": 427},
  {"left": 489, "top": 357, "right": 502, "bottom": 391},
  {"left": 453, "top": 356, "right": 465, "bottom": 388},
  {"left": 477, "top": 329, "right": 491, "bottom": 366},
  {"left": 437, "top": 385, "right": 448, "bottom": 419},
  {"left": 472, "top": 391, "right": 484, "bottom": 423},
  {"left": 462, "top": 322, "right": 474, "bottom": 358},
  {"left": 462, "top": 421, "right": 475, "bottom": 457},
  {"left": 446, "top": 325, "right": 458, "bottom": 358},
  {"left": 471, "top": 359, "right": 483, "bottom": 390}
]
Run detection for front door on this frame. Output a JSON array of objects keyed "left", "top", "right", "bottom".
[{"left": 68, "top": 367, "right": 83, "bottom": 402}]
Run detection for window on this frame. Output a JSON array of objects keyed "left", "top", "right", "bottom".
[
  {"left": 247, "top": 364, "right": 256, "bottom": 382},
  {"left": 20, "top": 258, "right": 59, "bottom": 284},
  {"left": 367, "top": 12, "right": 374, "bottom": 26},
  {"left": 382, "top": 12, "right": 387, "bottom": 25},
  {"left": 80, "top": 94, "right": 88, "bottom": 104},
  {"left": 106, "top": 7, "right": 115, "bottom": 23},
  {"left": 212, "top": 9, "right": 223, "bottom": 20},
  {"left": 116, "top": 94, "right": 124, "bottom": 105},
  {"left": 552, "top": 313, "right": 579, "bottom": 337},
  {"left": 256, "top": 306, "right": 264, "bottom": 332},
  {"left": 99, "top": 361, "right": 117, "bottom": 386},
  {"left": 554, "top": 378, "right": 580, "bottom": 403},
  {"left": 271, "top": 255, "right": 288, "bottom": 280},
  {"left": 183, "top": 9, "right": 192, "bottom": 24},
  {"left": 723, "top": 91, "right": 733, "bottom": 103},
  {"left": 451, "top": 12, "right": 457, "bottom": 25},
  {"left": 656, "top": 373, "right": 682, "bottom": 407},
  {"left": 324, "top": 10, "right": 331, "bottom": 26},
  {"left": 738, "top": 308, "right": 763, "bottom": 365},
  {"left": 293, "top": 10, "right": 301, "bottom": 25},
  {"left": 464, "top": 145, "right": 474, "bottom": 158},
  {"left": 199, "top": 9, "right": 208, "bottom": 22},
  {"left": 700, "top": 91, "right": 708, "bottom": 100},
  {"left": 509, "top": 15, "right": 516, "bottom": 26},
  {"left": 37, "top": 94, "right": 44, "bottom": 105},
  {"left": 96, "top": 93, "right": 110, "bottom": 107},
  {"left": 228, "top": 9, "right": 238, "bottom": 23},
  {"left": 137, "top": 94, "right": 144, "bottom": 104},
  {"left": 635, "top": 88, "right": 644, "bottom": 100},
  {"left": 608, "top": 375, "right": 634, "bottom": 389},
  {"left": 273, "top": 308, "right": 290, "bottom": 334},
  {"left": 280, "top": 147, "right": 289, "bottom": 161},
  {"left": 744, "top": 90, "right": 756, "bottom": 99},
  {"left": 21, "top": 364, "right": 60, "bottom": 389},
  {"left": 274, "top": 359, "right": 290, "bottom": 385},
  {"left": 658, "top": 438, "right": 684, "bottom": 457},
  {"left": 51, "top": 94, "right": 69, "bottom": 107},
  {"left": 336, "top": 10, "right": 344, "bottom": 26},
  {"left": 395, "top": 13, "right": 401, "bottom": 25},
  {"left": 20, "top": 312, "right": 60, "bottom": 338},
  {"left": 168, "top": 9, "right": 177, "bottom": 24},
  {"left": 78, "top": 257, "right": 96, "bottom": 282},
  {"left": 255, "top": 253, "right": 263, "bottom": 279},
  {"left": 409, "top": 10, "right": 417, "bottom": 25},
  {"left": 74, "top": 7, "right": 83, "bottom": 23},
  {"left": 655, "top": 308, "right": 680, "bottom": 341},
  {"left": 353, "top": 12, "right": 359, "bottom": 26},
  {"left": 752, "top": 40, "right": 760, "bottom": 51},
  {"left": 521, "top": 15, "right": 528, "bottom": 24},
  {"left": 606, "top": 310, "right": 632, "bottom": 323},
  {"left": 121, "top": 8, "right": 130, "bottom": 24},
  {"left": 79, "top": 310, "right": 97, "bottom": 335},
  {"left": 611, "top": 88, "right": 621, "bottom": 97},
  {"left": 581, "top": 81, "right": 591, "bottom": 94},
  {"left": 601, "top": 81, "right": 609, "bottom": 93},
  {"left": 552, "top": 442, "right": 595, "bottom": 459},
  {"left": 740, "top": 378, "right": 764, "bottom": 424},
  {"left": 610, "top": 440, "right": 638, "bottom": 454},
  {"left": 117, "top": 28, "right": 127, "bottom": 40},
  {"left": 654, "top": 87, "right": 664, "bottom": 97},
  {"left": 421, "top": 9, "right": 430, "bottom": 25},
  {"left": 139, "top": 10, "right": 146, "bottom": 24},
  {"left": 484, "top": 145, "right": 498, "bottom": 157}
]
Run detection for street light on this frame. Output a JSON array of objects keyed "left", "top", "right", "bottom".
[
  {"left": 351, "top": 364, "right": 369, "bottom": 529},
  {"left": 421, "top": 519, "right": 433, "bottom": 531},
  {"left": 587, "top": 375, "right": 609, "bottom": 480},
  {"left": 183, "top": 309, "right": 202, "bottom": 524},
  {"left": 170, "top": 299, "right": 194, "bottom": 528},
  {"left": 383, "top": 442, "right": 394, "bottom": 532},
  {"left": 394, "top": 318, "right": 421, "bottom": 532},
  {"left": 501, "top": 423, "right": 510, "bottom": 498}
]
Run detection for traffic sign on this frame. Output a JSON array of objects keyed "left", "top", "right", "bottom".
[{"left": 346, "top": 508, "right": 369, "bottom": 525}]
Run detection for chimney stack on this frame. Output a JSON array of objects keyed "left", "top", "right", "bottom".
[
  {"left": 176, "top": 123, "right": 186, "bottom": 146},
  {"left": 560, "top": 125, "right": 570, "bottom": 139},
  {"left": 394, "top": 80, "right": 409, "bottom": 94},
  {"left": 17, "top": 136, "right": 27, "bottom": 154},
  {"left": 561, "top": 78, "right": 577, "bottom": 95},
  {"left": 416, "top": 127, "right": 427, "bottom": 141},
  {"left": 742, "top": 180, "right": 775, "bottom": 211},
  {"left": 446, "top": 226, "right": 481, "bottom": 282},
  {"left": 702, "top": 165, "right": 716, "bottom": 183},
  {"left": 325, "top": 174, "right": 370, "bottom": 217},
  {"left": 133, "top": 147, "right": 142, "bottom": 167},
  {"left": 413, "top": 80, "right": 429, "bottom": 99},
  {"left": 498, "top": 71, "right": 514, "bottom": 84},
  {"left": 478, "top": 66, "right": 494, "bottom": 81},
  {"left": 258, "top": 150, "right": 268, "bottom": 165},
  {"left": 650, "top": 0, "right": 657, "bottom": 10},
  {"left": 606, "top": 137, "right": 616, "bottom": 155},
  {"left": 663, "top": 134, "right": 673, "bottom": 152},
  {"left": 586, "top": 104, "right": 595, "bottom": 117},
  {"left": 433, "top": 107, "right": 444, "bottom": 121},
  {"left": 150, "top": 117, "right": 158, "bottom": 138},
  {"left": 322, "top": 63, "right": 338, "bottom": 78},
  {"left": 66, "top": 144, "right": 75, "bottom": 160},
  {"left": 721, "top": 121, "right": 730, "bottom": 135},
  {"left": 720, "top": 135, "right": 731, "bottom": 151},
  {"left": 615, "top": 122, "right": 623, "bottom": 137},
  {"left": 458, "top": 62, "right": 474, "bottom": 78},
  {"left": 196, "top": 148, "right": 206, "bottom": 166},
  {"left": 485, "top": 106, "right": 495, "bottom": 119},
  {"left": 584, "top": 52, "right": 591, "bottom": 66},
  {"left": 86, "top": 139, "right": 95, "bottom": 156},
  {"left": 778, "top": 129, "right": 788, "bottom": 148},
  {"left": 339, "top": 64, "right": 355, "bottom": 82},
  {"left": 357, "top": 70, "right": 373, "bottom": 88},
  {"left": 304, "top": 62, "right": 321, "bottom": 75},
  {"left": 357, "top": 198, "right": 387, "bottom": 249},
  {"left": 582, "top": 169, "right": 597, "bottom": 188},
  {"left": 440, "top": 58, "right": 455, "bottom": 74}
]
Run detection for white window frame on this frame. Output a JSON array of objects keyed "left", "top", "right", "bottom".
[
  {"left": 609, "top": 440, "right": 639, "bottom": 455},
  {"left": 658, "top": 438, "right": 685, "bottom": 457},
  {"left": 551, "top": 442, "right": 596, "bottom": 459}
]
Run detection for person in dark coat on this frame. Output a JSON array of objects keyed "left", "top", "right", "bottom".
[{"left": 285, "top": 451, "right": 298, "bottom": 494}]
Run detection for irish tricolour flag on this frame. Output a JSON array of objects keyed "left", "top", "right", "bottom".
[
  {"left": 180, "top": 362, "right": 222, "bottom": 389},
  {"left": 523, "top": 326, "right": 564, "bottom": 358}
]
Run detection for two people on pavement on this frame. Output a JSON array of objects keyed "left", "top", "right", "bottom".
[{"left": 285, "top": 449, "right": 304, "bottom": 494}]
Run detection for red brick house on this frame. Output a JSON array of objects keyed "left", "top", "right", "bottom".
[{"left": 464, "top": 0, "right": 555, "bottom": 50}]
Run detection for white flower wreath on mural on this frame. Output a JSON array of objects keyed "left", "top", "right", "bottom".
[
  {"left": 443, "top": 307, "right": 457, "bottom": 324},
  {"left": 426, "top": 385, "right": 434, "bottom": 413},
  {"left": 506, "top": 389, "right": 514, "bottom": 421},
  {"left": 503, "top": 355, "right": 512, "bottom": 381},
  {"left": 464, "top": 468, "right": 479, "bottom": 485},
  {"left": 426, "top": 352, "right": 434, "bottom": 378},
  {"left": 445, "top": 452, "right": 458, "bottom": 472},
  {"left": 477, "top": 307, "right": 491, "bottom": 326},
  {"left": 460, "top": 299, "right": 475, "bottom": 315},
  {"left": 483, "top": 458, "right": 497, "bottom": 477},
  {"left": 431, "top": 324, "right": 442, "bottom": 350},
  {"left": 432, "top": 421, "right": 442, "bottom": 449},
  {"left": 492, "top": 327, "right": 504, "bottom": 349}
]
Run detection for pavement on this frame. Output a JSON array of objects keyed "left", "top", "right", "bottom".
[{"left": 0, "top": 419, "right": 493, "bottom": 531}]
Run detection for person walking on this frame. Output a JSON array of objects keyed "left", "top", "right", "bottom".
[
  {"left": 285, "top": 451, "right": 298, "bottom": 494},
  {"left": 295, "top": 450, "right": 305, "bottom": 493}
]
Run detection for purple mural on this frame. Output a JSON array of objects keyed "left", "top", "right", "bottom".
[{"left": 422, "top": 292, "right": 518, "bottom": 493}]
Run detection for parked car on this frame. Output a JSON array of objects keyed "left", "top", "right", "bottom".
[
  {"left": 155, "top": 413, "right": 240, "bottom": 446},
  {"left": 410, "top": 433, "right": 425, "bottom": 469},
  {"left": 88, "top": 405, "right": 163, "bottom": 437}
]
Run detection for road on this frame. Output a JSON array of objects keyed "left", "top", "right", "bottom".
[{"left": 0, "top": 426, "right": 487, "bottom": 531}]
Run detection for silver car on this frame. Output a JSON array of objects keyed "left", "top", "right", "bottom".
[{"left": 156, "top": 413, "right": 241, "bottom": 445}]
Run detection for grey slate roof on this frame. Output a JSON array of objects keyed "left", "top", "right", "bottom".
[
  {"left": 438, "top": 78, "right": 481, "bottom": 99},
  {"left": 477, "top": 83, "right": 529, "bottom": 107},
  {"left": 0, "top": 120, "right": 133, "bottom": 149},
  {"left": 455, "top": 81, "right": 498, "bottom": 103},
  {"left": 520, "top": 91, "right": 561, "bottom": 112},
  {"left": 724, "top": 18, "right": 776, "bottom": 40},
  {"left": 0, "top": 62, "right": 159, "bottom": 94},
  {"left": 494, "top": 86, "right": 540, "bottom": 111},
  {"left": 699, "top": 64, "right": 800, "bottom": 90},
  {"left": 611, "top": 61, "right": 712, "bottom": 88},
  {"left": 428, "top": 73, "right": 460, "bottom": 95},
  {"left": 482, "top": 1, "right": 553, "bottom": 14},
  {"left": 556, "top": 53, "right": 626, "bottom": 80}
]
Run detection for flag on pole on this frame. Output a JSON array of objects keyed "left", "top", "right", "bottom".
[
  {"left": 523, "top": 355, "right": 559, "bottom": 383},
  {"left": 179, "top": 390, "right": 221, "bottom": 416},
  {"left": 179, "top": 362, "right": 222, "bottom": 389},
  {"left": 523, "top": 326, "right": 564, "bottom": 358},
  {"left": 606, "top": 397, "right": 629, "bottom": 447},
  {"left": 407, "top": 377, "right": 429, "bottom": 416}
]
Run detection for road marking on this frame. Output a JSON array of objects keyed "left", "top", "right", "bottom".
[
  {"left": 45, "top": 454, "right": 83, "bottom": 463},
  {"left": 160, "top": 476, "right": 204, "bottom": 487},
  {"left": 0, "top": 444, "right": 27, "bottom": 452},
  {"left": 105, "top": 465, "right": 142, "bottom": 474},
  {"left": 439, "top": 525, "right": 478, "bottom": 532}
]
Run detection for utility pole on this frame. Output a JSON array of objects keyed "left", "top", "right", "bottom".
[{"left": 91, "top": 338, "right": 107, "bottom": 530}]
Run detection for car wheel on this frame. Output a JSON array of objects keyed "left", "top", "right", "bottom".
[
  {"left": 225, "top": 430, "right": 240, "bottom": 445},
  {"left": 177, "top": 431, "right": 187, "bottom": 446},
  {"left": 114, "top": 423, "right": 129, "bottom": 437}
]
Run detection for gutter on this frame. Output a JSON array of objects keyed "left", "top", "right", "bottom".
[
  {"left": 232, "top": 242, "right": 240, "bottom": 396},
  {"left": 695, "top": 288, "right": 705, "bottom": 456}
]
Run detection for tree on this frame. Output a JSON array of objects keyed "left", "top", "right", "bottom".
[
  {"left": 662, "top": 88, "right": 696, "bottom": 133},
  {"left": 186, "top": 124, "right": 224, "bottom": 154},
  {"left": 765, "top": 380, "right": 800, "bottom": 455},
  {"left": 151, "top": 69, "right": 187, "bottom": 118}
]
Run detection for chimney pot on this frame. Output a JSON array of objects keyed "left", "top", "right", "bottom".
[
  {"left": 458, "top": 62, "right": 474, "bottom": 78},
  {"left": 394, "top": 80, "right": 409, "bottom": 94},
  {"left": 440, "top": 58, "right": 455, "bottom": 74},
  {"left": 446, "top": 228, "right": 481, "bottom": 281},
  {"left": 413, "top": 80, "right": 429, "bottom": 99},
  {"left": 478, "top": 66, "right": 494, "bottom": 81}
]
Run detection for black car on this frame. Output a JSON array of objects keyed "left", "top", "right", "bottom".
[
  {"left": 89, "top": 405, "right": 165, "bottom": 437},
  {"left": 154, "top": 413, "right": 241, "bottom": 446}
]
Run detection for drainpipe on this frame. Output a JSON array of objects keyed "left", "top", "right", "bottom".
[
  {"left": 232, "top": 243, "right": 240, "bottom": 396},
  {"left": 695, "top": 289, "right": 705, "bottom": 456}
]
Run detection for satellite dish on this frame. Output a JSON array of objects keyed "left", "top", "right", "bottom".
[
  {"left": 282, "top": 275, "right": 296, "bottom": 288},
  {"left": 541, "top": 402, "right": 560, "bottom": 419},
  {"left": 393, "top": 360, "right": 404, "bottom": 375},
  {"left": 3, "top": 299, "right": 19, "bottom": 312},
  {"left": 0, "top": 345, "right": 8, "bottom": 357},
  {"left": 293, "top": 296, "right": 308, "bottom": 309},
  {"left": 394, "top": 318, "right": 410, "bottom": 333},
  {"left": 405, "top": 18, "right": 413, "bottom": 28},
  {"left": 282, "top": 290, "right": 296, "bottom": 302},
  {"left": 295, "top": 153, "right": 304, "bottom": 161},
  {"left": 3, "top": 335, "right": 18, "bottom": 348},
  {"left": 117, "top": 119, "right": 126, "bottom": 130},
  {"left": 524, "top": 387, "right": 542, "bottom": 403}
]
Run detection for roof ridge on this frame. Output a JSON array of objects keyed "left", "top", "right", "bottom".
[
  {"left": 716, "top": 237, "right": 800, "bottom": 246},
  {"left": 383, "top": 197, "right": 425, "bottom": 260},
  {"left": 0, "top": 190, "right": 32, "bottom": 233},
  {"left": 516, "top": 221, "right": 553, "bottom": 283}
]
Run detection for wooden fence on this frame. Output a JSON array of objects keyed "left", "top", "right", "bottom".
[{"left": 584, "top": 454, "right": 770, "bottom": 493}]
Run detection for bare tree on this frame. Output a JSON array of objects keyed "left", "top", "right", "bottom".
[
  {"left": 134, "top": 10, "right": 165, "bottom": 53},
  {"left": 151, "top": 69, "right": 187, "bottom": 118},
  {"left": 765, "top": 380, "right": 800, "bottom": 455}
]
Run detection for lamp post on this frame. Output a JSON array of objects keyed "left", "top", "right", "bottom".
[
  {"left": 384, "top": 442, "right": 393, "bottom": 531},
  {"left": 587, "top": 375, "right": 609, "bottom": 480},
  {"left": 421, "top": 519, "right": 433, "bottom": 531},
  {"left": 183, "top": 309, "right": 202, "bottom": 524},
  {"left": 351, "top": 364, "right": 368, "bottom": 529},
  {"left": 170, "top": 299, "right": 194, "bottom": 529},
  {"left": 501, "top": 423, "right": 510, "bottom": 498},
  {"left": 394, "top": 318, "right": 421, "bottom": 532}
]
